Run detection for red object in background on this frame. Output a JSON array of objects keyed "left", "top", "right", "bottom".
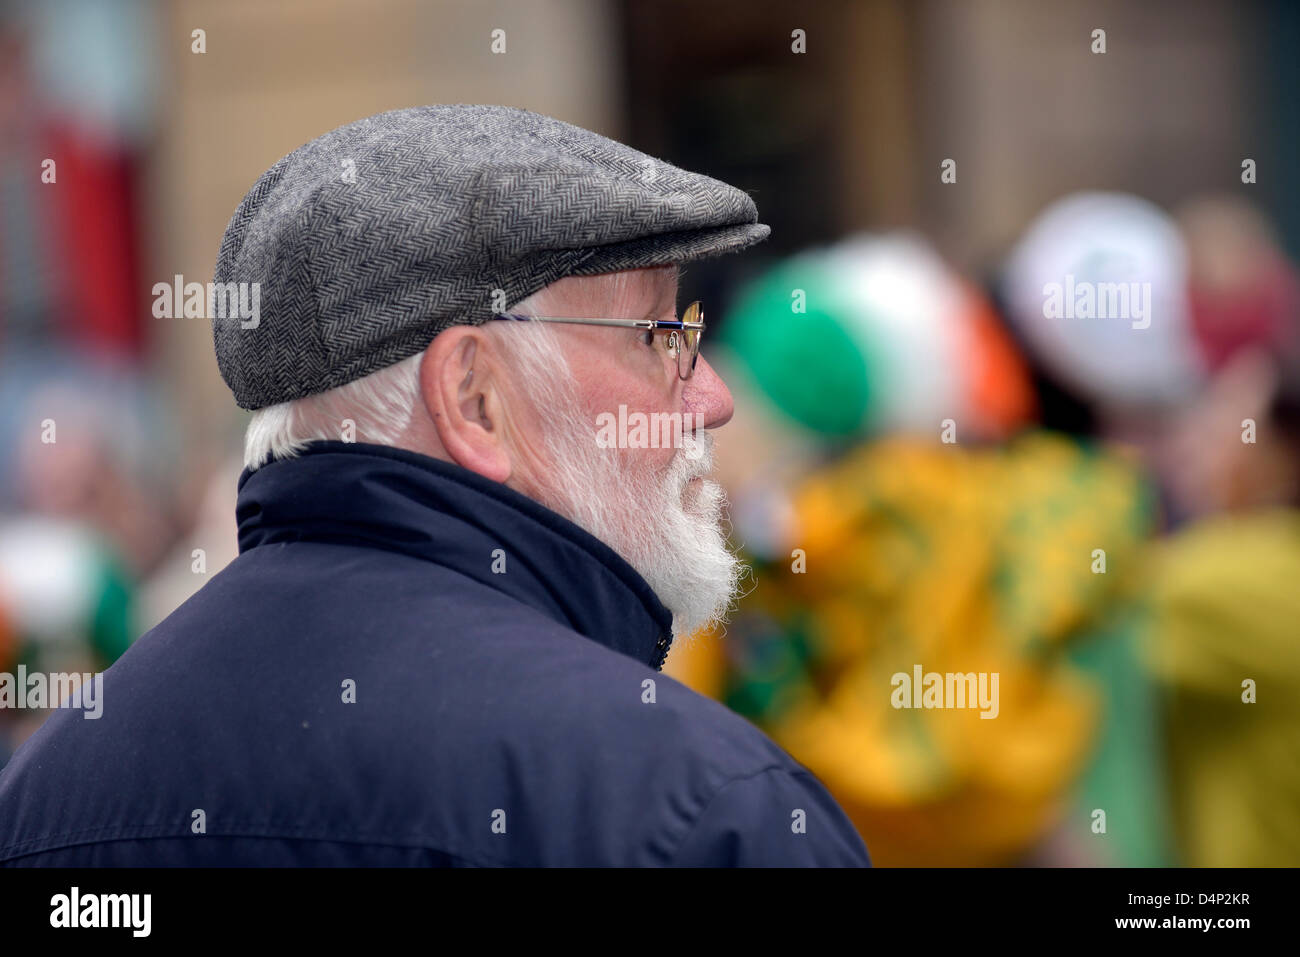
[
  {"left": 1187, "top": 258, "right": 1300, "bottom": 373},
  {"left": 961, "top": 283, "right": 1039, "bottom": 438},
  {"left": 41, "top": 123, "right": 147, "bottom": 359},
  {"left": 0, "top": 596, "right": 15, "bottom": 670}
]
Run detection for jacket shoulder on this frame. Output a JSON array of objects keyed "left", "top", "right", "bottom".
[
  {"left": 667, "top": 765, "right": 872, "bottom": 866},
  {"left": 483, "top": 633, "right": 871, "bottom": 866}
]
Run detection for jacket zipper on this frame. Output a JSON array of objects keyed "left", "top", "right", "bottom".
[{"left": 653, "top": 631, "right": 672, "bottom": 671}]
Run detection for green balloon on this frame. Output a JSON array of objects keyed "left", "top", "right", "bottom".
[{"left": 720, "top": 260, "right": 875, "bottom": 438}]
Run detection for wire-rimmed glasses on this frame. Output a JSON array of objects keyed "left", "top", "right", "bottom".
[{"left": 492, "top": 301, "right": 704, "bottom": 381}]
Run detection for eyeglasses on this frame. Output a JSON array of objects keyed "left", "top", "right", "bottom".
[{"left": 492, "top": 301, "right": 704, "bottom": 381}]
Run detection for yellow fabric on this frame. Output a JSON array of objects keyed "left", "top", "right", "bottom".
[
  {"left": 662, "top": 625, "right": 727, "bottom": 698},
  {"left": 1145, "top": 510, "right": 1300, "bottom": 866},
  {"left": 671, "top": 432, "right": 1150, "bottom": 865}
]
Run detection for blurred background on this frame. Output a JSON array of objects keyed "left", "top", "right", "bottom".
[{"left": 1, "top": 0, "right": 1297, "bottom": 866}]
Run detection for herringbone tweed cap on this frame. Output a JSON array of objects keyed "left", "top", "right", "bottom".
[{"left": 213, "top": 104, "right": 770, "bottom": 410}]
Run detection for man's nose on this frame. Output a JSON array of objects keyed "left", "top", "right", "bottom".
[{"left": 681, "top": 354, "right": 734, "bottom": 429}]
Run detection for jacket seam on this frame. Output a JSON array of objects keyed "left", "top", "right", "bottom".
[
  {"left": 663, "top": 764, "right": 791, "bottom": 865},
  {"left": 0, "top": 824, "right": 501, "bottom": 868}
]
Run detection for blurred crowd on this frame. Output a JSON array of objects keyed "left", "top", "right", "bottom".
[
  {"left": 669, "top": 193, "right": 1300, "bottom": 867},
  {"left": 0, "top": 1, "right": 243, "bottom": 762}
]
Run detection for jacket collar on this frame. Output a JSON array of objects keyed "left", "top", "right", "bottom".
[{"left": 235, "top": 441, "right": 674, "bottom": 670}]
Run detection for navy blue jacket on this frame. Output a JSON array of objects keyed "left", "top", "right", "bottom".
[{"left": 0, "top": 443, "right": 870, "bottom": 866}]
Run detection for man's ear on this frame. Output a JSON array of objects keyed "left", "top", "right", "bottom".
[{"left": 419, "top": 327, "right": 513, "bottom": 483}]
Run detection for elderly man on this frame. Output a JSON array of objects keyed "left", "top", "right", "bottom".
[{"left": 0, "top": 105, "right": 870, "bottom": 867}]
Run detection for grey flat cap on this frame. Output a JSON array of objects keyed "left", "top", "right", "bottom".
[{"left": 212, "top": 104, "right": 770, "bottom": 410}]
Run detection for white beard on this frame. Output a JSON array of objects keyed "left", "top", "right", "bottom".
[
  {"left": 507, "top": 332, "right": 745, "bottom": 640},
  {"left": 545, "top": 429, "right": 745, "bottom": 641}
]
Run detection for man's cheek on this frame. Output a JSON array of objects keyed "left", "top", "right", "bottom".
[{"left": 619, "top": 442, "right": 675, "bottom": 473}]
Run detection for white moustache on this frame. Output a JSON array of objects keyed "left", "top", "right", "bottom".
[{"left": 679, "top": 431, "right": 714, "bottom": 477}]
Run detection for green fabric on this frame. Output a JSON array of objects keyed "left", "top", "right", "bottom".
[
  {"left": 90, "top": 553, "right": 135, "bottom": 666},
  {"left": 1065, "top": 616, "right": 1177, "bottom": 866}
]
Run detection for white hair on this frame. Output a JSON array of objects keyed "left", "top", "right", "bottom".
[
  {"left": 243, "top": 269, "right": 671, "bottom": 470},
  {"left": 243, "top": 351, "right": 425, "bottom": 469},
  {"left": 243, "top": 292, "right": 571, "bottom": 471}
]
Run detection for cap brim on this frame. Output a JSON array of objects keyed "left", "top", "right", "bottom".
[{"left": 564, "top": 222, "right": 771, "bottom": 278}]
